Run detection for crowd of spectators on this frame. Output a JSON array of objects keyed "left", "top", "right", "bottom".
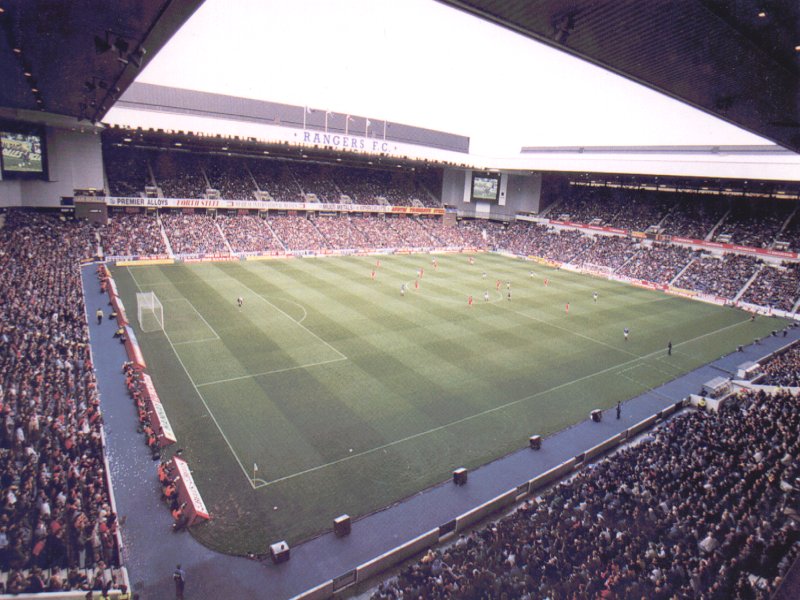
[
  {"left": 204, "top": 158, "right": 256, "bottom": 200},
  {"left": 610, "top": 191, "right": 673, "bottom": 232},
  {"left": 103, "top": 147, "right": 800, "bottom": 257},
  {"left": 741, "top": 263, "right": 800, "bottom": 312},
  {"left": 775, "top": 214, "right": 800, "bottom": 253},
  {"left": 160, "top": 213, "right": 228, "bottom": 255},
  {"left": 358, "top": 216, "right": 434, "bottom": 248},
  {"left": 105, "top": 148, "right": 443, "bottom": 208},
  {"left": 550, "top": 187, "right": 798, "bottom": 249},
  {"left": 103, "top": 147, "right": 152, "bottom": 199},
  {"left": 372, "top": 388, "right": 800, "bottom": 600},
  {"left": 576, "top": 235, "right": 640, "bottom": 271},
  {"left": 673, "top": 253, "right": 759, "bottom": 299},
  {"left": 100, "top": 213, "right": 166, "bottom": 257},
  {"left": 0, "top": 212, "right": 124, "bottom": 594},
  {"left": 553, "top": 186, "right": 672, "bottom": 231},
  {"left": 659, "top": 195, "right": 728, "bottom": 240},
  {"left": 314, "top": 215, "right": 371, "bottom": 249},
  {"left": 551, "top": 186, "right": 623, "bottom": 226},
  {"left": 499, "top": 222, "right": 594, "bottom": 263},
  {"left": 375, "top": 217, "right": 438, "bottom": 248},
  {"left": 150, "top": 154, "right": 207, "bottom": 200},
  {"left": 714, "top": 200, "right": 793, "bottom": 248},
  {"left": 267, "top": 215, "right": 329, "bottom": 252},
  {"left": 247, "top": 160, "right": 304, "bottom": 202},
  {"left": 760, "top": 343, "right": 800, "bottom": 387},
  {"left": 290, "top": 163, "right": 341, "bottom": 203},
  {"left": 617, "top": 243, "right": 698, "bottom": 285},
  {"left": 216, "top": 214, "right": 283, "bottom": 253}
]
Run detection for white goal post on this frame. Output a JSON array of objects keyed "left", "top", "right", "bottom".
[{"left": 137, "top": 291, "right": 164, "bottom": 333}]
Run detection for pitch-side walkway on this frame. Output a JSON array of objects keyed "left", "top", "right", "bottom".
[{"left": 83, "top": 266, "right": 800, "bottom": 599}]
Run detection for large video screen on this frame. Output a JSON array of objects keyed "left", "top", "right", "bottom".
[
  {"left": 0, "top": 124, "right": 47, "bottom": 178},
  {"left": 471, "top": 173, "right": 500, "bottom": 202}
]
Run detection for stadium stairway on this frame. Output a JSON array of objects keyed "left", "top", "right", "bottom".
[{"left": 82, "top": 265, "right": 800, "bottom": 600}]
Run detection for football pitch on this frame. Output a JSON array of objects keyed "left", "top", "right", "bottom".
[{"left": 110, "top": 253, "right": 786, "bottom": 554}]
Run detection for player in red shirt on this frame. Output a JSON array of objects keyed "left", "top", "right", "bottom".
[
  {"left": 468, "top": 295, "right": 473, "bottom": 307},
  {"left": 414, "top": 279, "right": 419, "bottom": 290},
  {"left": 469, "top": 256, "right": 474, "bottom": 265},
  {"left": 565, "top": 302, "right": 569, "bottom": 314},
  {"left": 371, "top": 270, "right": 375, "bottom": 280},
  {"left": 495, "top": 279, "right": 501, "bottom": 291},
  {"left": 544, "top": 278, "right": 549, "bottom": 287}
]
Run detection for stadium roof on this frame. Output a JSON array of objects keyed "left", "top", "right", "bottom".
[
  {"left": 120, "top": 0, "right": 798, "bottom": 162},
  {"left": 0, "top": 0, "right": 203, "bottom": 122},
  {"left": 440, "top": 0, "right": 800, "bottom": 154},
  {"left": 2, "top": 0, "right": 799, "bottom": 175}
]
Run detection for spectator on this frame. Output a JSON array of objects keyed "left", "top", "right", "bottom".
[
  {"left": 0, "top": 211, "right": 121, "bottom": 591},
  {"left": 161, "top": 213, "right": 229, "bottom": 255}
]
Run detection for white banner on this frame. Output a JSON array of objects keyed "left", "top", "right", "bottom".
[{"left": 102, "top": 197, "right": 445, "bottom": 214}]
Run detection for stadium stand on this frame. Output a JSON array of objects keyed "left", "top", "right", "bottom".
[
  {"left": 247, "top": 159, "right": 303, "bottom": 202},
  {"left": 103, "top": 148, "right": 445, "bottom": 209},
  {"left": 775, "top": 214, "right": 800, "bottom": 253},
  {"left": 658, "top": 194, "right": 728, "bottom": 240},
  {"left": 203, "top": 156, "right": 257, "bottom": 200},
  {"left": 366, "top": 216, "right": 437, "bottom": 249},
  {"left": 713, "top": 200, "right": 794, "bottom": 248},
  {"left": 673, "top": 253, "right": 760, "bottom": 299},
  {"left": 150, "top": 152, "right": 207, "bottom": 199},
  {"left": 760, "top": 343, "right": 800, "bottom": 387},
  {"left": 217, "top": 214, "right": 284, "bottom": 253},
  {"left": 616, "top": 243, "right": 698, "bottom": 285},
  {"left": 314, "top": 215, "right": 371, "bottom": 249},
  {"left": 290, "top": 163, "right": 341, "bottom": 203},
  {"left": 101, "top": 213, "right": 166, "bottom": 257},
  {"left": 160, "top": 213, "right": 229, "bottom": 255},
  {"left": 268, "top": 215, "right": 329, "bottom": 252},
  {"left": 0, "top": 212, "right": 125, "bottom": 594},
  {"left": 576, "top": 235, "right": 640, "bottom": 271},
  {"left": 371, "top": 389, "right": 800, "bottom": 600},
  {"left": 499, "top": 222, "right": 594, "bottom": 263},
  {"left": 104, "top": 146, "right": 152, "bottom": 199},
  {"left": 741, "top": 264, "right": 800, "bottom": 313}
]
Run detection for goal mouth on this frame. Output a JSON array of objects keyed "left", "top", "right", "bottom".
[{"left": 137, "top": 291, "right": 164, "bottom": 332}]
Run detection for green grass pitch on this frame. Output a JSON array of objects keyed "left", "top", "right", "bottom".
[{"left": 110, "top": 253, "right": 787, "bottom": 554}]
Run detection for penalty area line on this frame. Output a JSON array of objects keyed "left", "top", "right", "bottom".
[
  {"left": 196, "top": 356, "right": 348, "bottom": 387},
  {"left": 127, "top": 267, "right": 262, "bottom": 490}
]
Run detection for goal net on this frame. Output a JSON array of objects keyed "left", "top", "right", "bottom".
[{"left": 137, "top": 291, "right": 164, "bottom": 333}]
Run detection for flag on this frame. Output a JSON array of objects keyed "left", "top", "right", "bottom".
[
  {"left": 306, "top": 107, "right": 313, "bottom": 114},
  {"left": 254, "top": 463, "right": 258, "bottom": 472},
  {"left": 366, "top": 119, "right": 371, "bottom": 126},
  {"left": 346, "top": 115, "right": 354, "bottom": 121}
]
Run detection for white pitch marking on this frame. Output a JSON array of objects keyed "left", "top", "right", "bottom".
[
  {"left": 127, "top": 267, "right": 260, "bottom": 490},
  {"left": 254, "top": 316, "right": 753, "bottom": 488},
  {"left": 196, "top": 356, "right": 348, "bottom": 387}
]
